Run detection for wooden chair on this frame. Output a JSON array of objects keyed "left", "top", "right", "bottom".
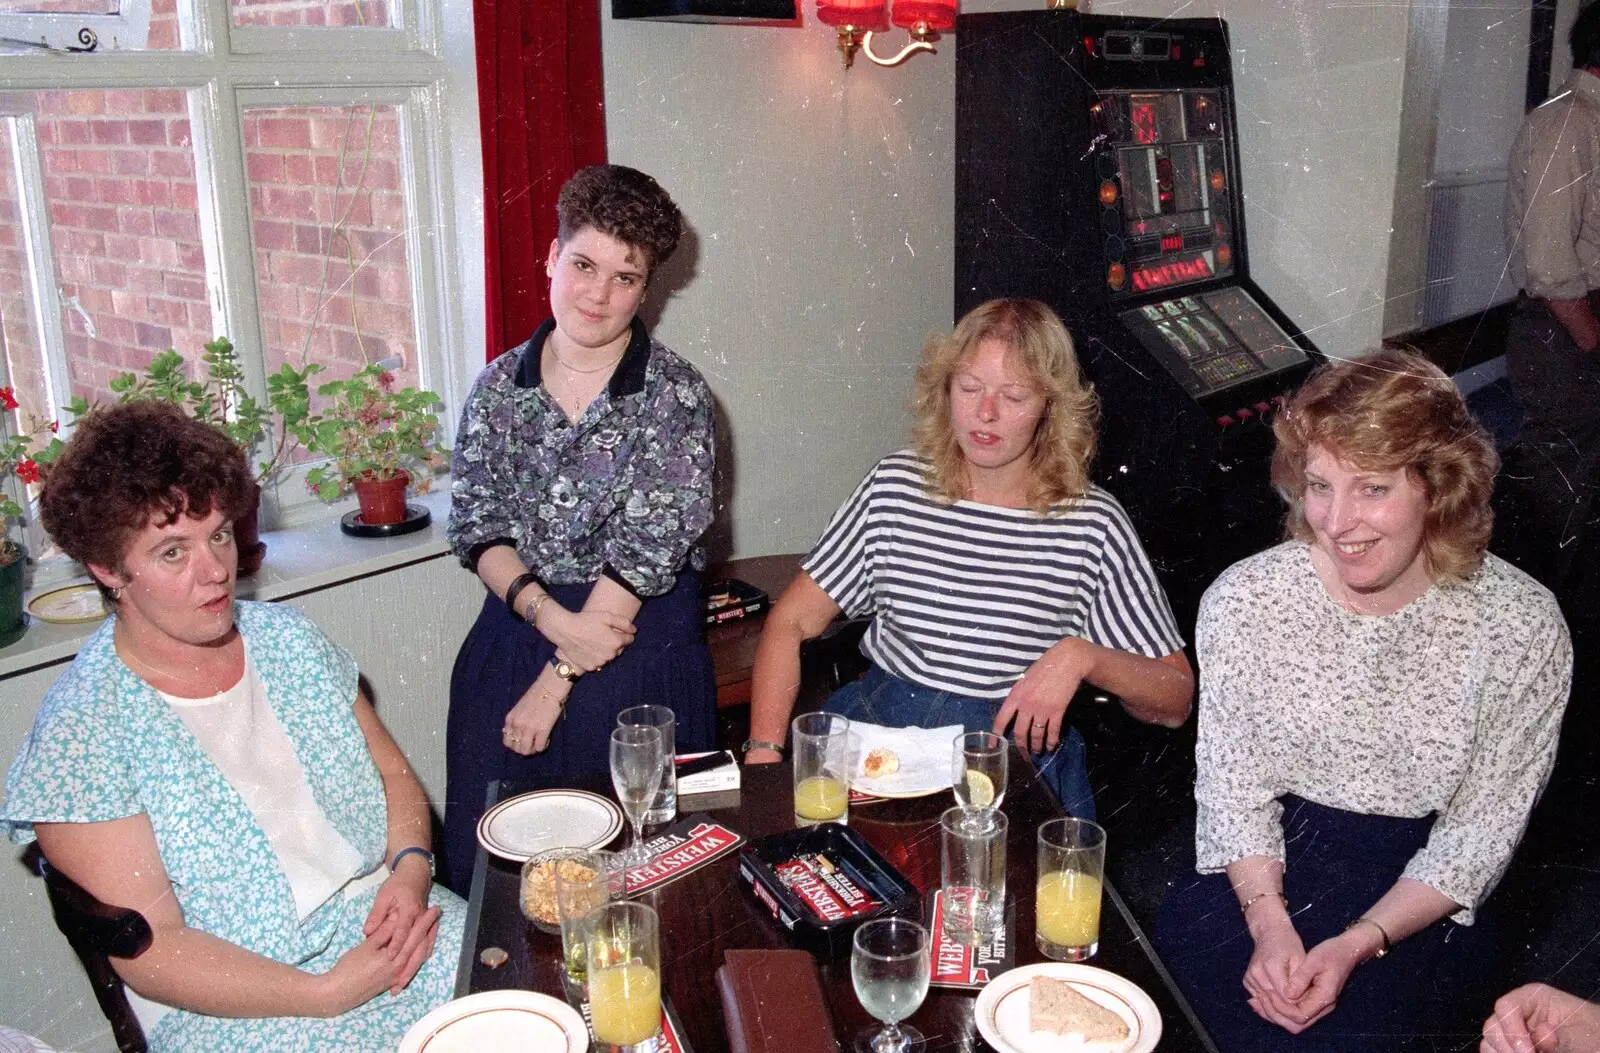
[{"left": 23, "top": 844, "right": 151, "bottom": 1053}]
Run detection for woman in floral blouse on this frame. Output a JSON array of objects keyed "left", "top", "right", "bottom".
[
  {"left": 1154, "top": 349, "right": 1573, "bottom": 1051},
  {"left": 442, "top": 164, "right": 716, "bottom": 892}
]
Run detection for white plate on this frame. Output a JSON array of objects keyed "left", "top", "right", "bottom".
[
  {"left": 26, "top": 583, "right": 108, "bottom": 624},
  {"left": 476, "top": 788, "right": 624, "bottom": 862},
  {"left": 974, "top": 962, "right": 1161, "bottom": 1053},
  {"left": 846, "top": 721, "right": 963, "bottom": 798},
  {"left": 400, "top": 990, "right": 587, "bottom": 1053}
]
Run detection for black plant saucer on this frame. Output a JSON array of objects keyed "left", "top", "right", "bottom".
[{"left": 339, "top": 503, "right": 432, "bottom": 538}]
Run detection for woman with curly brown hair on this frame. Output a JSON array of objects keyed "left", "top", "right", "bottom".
[
  {"left": 1155, "top": 348, "right": 1574, "bottom": 1052},
  {"left": 1, "top": 401, "right": 464, "bottom": 1051},
  {"left": 443, "top": 164, "right": 716, "bottom": 890},
  {"left": 745, "top": 298, "right": 1193, "bottom": 817}
]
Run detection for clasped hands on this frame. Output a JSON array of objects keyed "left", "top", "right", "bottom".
[
  {"left": 319, "top": 861, "right": 440, "bottom": 1015},
  {"left": 1243, "top": 913, "right": 1374, "bottom": 1034},
  {"left": 502, "top": 604, "right": 636, "bottom": 756}
]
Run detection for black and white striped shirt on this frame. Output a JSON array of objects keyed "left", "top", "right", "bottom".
[{"left": 804, "top": 451, "right": 1183, "bottom": 700}]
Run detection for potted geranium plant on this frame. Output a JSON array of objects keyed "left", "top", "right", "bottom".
[
  {"left": 0, "top": 388, "right": 49, "bottom": 647},
  {"left": 289, "top": 363, "right": 447, "bottom": 528}
]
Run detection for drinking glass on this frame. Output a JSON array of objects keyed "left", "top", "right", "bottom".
[
  {"left": 585, "top": 901, "right": 663, "bottom": 1051},
  {"left": 792, "top": 711, "right": 850, "bottom": 826},
  {"left": 617, "top": 705, "right": 678, "bottom": 825},
  {"left": 939, "top": 805, "right": 1006, "bottom": 946},
  {"left": 850, "top": 917, "right": 930, "bottom": 1053},
  {"left": 610, "top": 725, "right": 666, "bottom": 869},
  {"left": 951, "top": 730, "right": 1008, "bottom": 828},
  {"left": 553, "top": 848, "right": 624, "bottom": 984},
  {"left": 1035, "top": 816, "right": 1107, "bottom": 961}
]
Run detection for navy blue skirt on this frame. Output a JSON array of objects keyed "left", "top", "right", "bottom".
[
  {"left": 440, "top": 571, "right": 715, "bottom": 893},
  {"left": 1153, "top": 796, "right": 1495, "bottom": 1052}
]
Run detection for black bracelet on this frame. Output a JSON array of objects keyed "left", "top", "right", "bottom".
[{"left": 503, "top": 571, "right": 540, "bottom": 619}]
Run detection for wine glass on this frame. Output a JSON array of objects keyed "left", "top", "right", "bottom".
[
  {"left": 952, "top": 730, "right": 1008, "bottom": 830},
  {"left": 610, "top": 724, "right": 665, "bottom": 869},
  {"left": 850, "top": 917, "right": 930, "bottom": 1053}
]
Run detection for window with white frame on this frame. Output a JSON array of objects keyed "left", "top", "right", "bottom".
[{"left": 0, "top": 0, "right": 477, "bottom": 526}]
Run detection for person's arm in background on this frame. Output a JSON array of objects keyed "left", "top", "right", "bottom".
[
  {"left": 36, "top": 816, "right": 437, "bottom": 1018},
  {"left": 745, "top": 574, "right": 844, "bottom": 764},
  {"left": 1513, "top": 98, "right": 1600, "bottom": 350},
  {"left": 1482, "top": 984, "right": 1600, "bottom": 1053},
  {"left": 994, "top": 643, "right": 1191, "bottom": 754}
]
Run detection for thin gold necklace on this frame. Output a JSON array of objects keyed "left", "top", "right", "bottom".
[
  {"left": 119, "top": 638, "right": 238, "bottom": 695},
  {"left": 547, "top": 337, "right": 625, "bottom": 375}
]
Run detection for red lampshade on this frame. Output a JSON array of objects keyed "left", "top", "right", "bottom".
[
  {"left": 890, "top": 0, "right": 955, "bottom": 32},
  {"left": 817, "top": 0, "right": 889, "bottom": 30}
]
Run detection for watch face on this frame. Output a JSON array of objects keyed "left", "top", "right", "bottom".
[{"left": 555, "top": 660, "right": 579, "bottom": 681}]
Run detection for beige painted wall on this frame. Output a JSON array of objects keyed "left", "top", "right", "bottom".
[{"left": 605, "top": 1, "right": 1414, "bottom": 563}]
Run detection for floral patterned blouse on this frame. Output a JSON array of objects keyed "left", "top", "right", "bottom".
[
  {"left": 1193, "top": 542, "right": 1573, "bottom": 924},
  {"left": 447, "top": 317, "right": 716, "bottom": 597}
]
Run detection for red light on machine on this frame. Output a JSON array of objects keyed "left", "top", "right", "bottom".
[
  {"left": 1170, "top": 44, "right": 1181, "bottom": 59},
  {"left": 1209, "top": 169, "right": 1225, "bottom": 191},
  {"left": 1099, "top": 180, "right": 1119, "bottom": 207},
  {"left": 1160, "top": 234, "right": 1183, "bottom": 253},
  {"left": 1083, "top": 34, "right": 1095, "bottom": 55},
  {"left": 1107, "top": 262, "right": 1127, "bottom": 290},
  {"left": 1155, "top": 156, "right": 1175, "bottom": 211},
  {"left": 1215, "top": 243, "right": 1232, "bottom": 268},
  {"left": 1131, "top": 104, "right": 1158, "bottom": 145},
  {"left": 1131, "top": 254, "right": 1214, "bottom": 293}
]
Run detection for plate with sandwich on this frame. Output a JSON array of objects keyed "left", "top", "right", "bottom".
[{"left": 974, "top": 962, "right": 1159, "bottom": 1053}]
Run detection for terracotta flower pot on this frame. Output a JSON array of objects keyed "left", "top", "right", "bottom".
[{"left": 352, "top": 470, "right": 410, "bottom": 526}]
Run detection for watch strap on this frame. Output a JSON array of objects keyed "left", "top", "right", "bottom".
[
  {"left": 390, "top": 846, "right": 435, "bottom": 878},
  {"left": 740, "top": 738, "right": 785, "bottom": 756},
  {"left": 552, "top": 659, "right": 581, "bottom": 683}
]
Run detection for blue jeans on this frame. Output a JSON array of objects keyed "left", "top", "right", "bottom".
[{"left": 822, "top": 664, "right": 1096, "bottom": 820}]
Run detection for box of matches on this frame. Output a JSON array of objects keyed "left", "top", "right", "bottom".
[{"left": 736, "top": 823, "right": 920, "bottom": 955}]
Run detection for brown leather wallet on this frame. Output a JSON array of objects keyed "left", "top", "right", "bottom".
[{"left": 716, "top": 948, "right": 841, "bottom": 1053}]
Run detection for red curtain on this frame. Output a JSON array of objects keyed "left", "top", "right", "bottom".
[{"left": 475, "top": 0, "right": 608, "bottom": 361}]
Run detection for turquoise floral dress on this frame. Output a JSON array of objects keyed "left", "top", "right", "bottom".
[{"left": 1, "top": 602, "right": 464, "bottom": 1052}]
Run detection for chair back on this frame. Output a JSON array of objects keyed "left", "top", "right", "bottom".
[{"left": 23, "top": 844, "right": 150, "bottom": 1053}]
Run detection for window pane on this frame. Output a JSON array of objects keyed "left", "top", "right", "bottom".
[
  {"left": 0, "top": 0, "right": 177, "bottom": 52},
  {"left": 231, "top": 0, "right": 389, "bottom": 29},
  {"left": 0, "top": 0, "right": 120, "bottom": 15},
  {"left": 0, "top": 119, "right": 51, "bottom": 430},
  {"left": 36, "top": 89, "right": 214, "bottom": 408},
  {"left": 243, "top": 102, "right": 419, "bottom": 427}
]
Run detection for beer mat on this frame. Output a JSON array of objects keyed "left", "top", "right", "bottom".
[
  {"left": 571, "top": 991, "right": 694, "bottom": 1053},
  {"left": 773, "top": 850, "right": 884, "bottom": 923},
  {"left": 623, "top": 814, "right": 745, "bottom": 895},
  {"left": 925, "top": 888, "right": 1017, "bottom": 989}
]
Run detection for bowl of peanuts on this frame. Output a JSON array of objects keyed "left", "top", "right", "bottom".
[{"left": 519, "top": 850, "right": 601, "bottom": 933}]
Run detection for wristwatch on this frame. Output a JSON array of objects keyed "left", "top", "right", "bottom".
[
  {"left": 552, "top": 659, "right": 581, "bottom": 683},
  {"left": 741, "top": 738, "right": 785, "bottom": 757},
  {"left": 390, "top": 846, "right": 435, "bottom": 879}
]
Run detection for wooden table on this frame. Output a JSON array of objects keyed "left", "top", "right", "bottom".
[{"left": 455, "top": 761, "right": 1217, "bottom": 1052}]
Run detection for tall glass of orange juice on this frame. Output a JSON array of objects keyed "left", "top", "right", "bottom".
[
  {"left": 585, "top": 901, "right": 662, "bottom": 1050},
  {"left": 1036, "top": 817, "right": 1106, "bottom": 961},
  {"left": 792, "top": 712, "right": 851, "bottom": 827}
]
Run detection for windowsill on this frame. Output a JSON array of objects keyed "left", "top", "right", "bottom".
[{"left": 0, "top": 488, "right": 457, "bottom": 679}]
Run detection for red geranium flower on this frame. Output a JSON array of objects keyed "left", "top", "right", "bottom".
[
  {"left": 49, "top": 419, "right": 58, "bottom": 433},
  {"left": 16, "top": 460, "right": 39, "bottom": 485},
  {"left": 0, "top": 388, "right": 17, "bottom": 412}
]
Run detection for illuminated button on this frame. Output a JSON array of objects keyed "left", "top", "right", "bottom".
[
  {"left": 1216, "top": 244, "right": 1232, "bottom": 268},
  {"left": 1210, "top": 170, "right": 1226, "bottom": 191},
  {"left": 1216, "top": 415, "right": 1234, "bottom": 428},
  {"left": 1255, "top": 402, "right": 1271, "bottom": 414},
  {"left": 1107, "top": 262, "right": 1127, "bottom": 289},
  {"left": 1235, "top": 407, "right": 1254, "bottom": 421},
  {"left": 1099, "top": 180, "right": 1119, "bottom": 207}
]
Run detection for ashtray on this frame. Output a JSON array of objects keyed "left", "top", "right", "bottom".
[{"left": 736, "top": 823, "right": 921, "bottom": 955}]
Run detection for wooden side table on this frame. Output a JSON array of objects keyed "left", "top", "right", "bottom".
[{"left": 704, "top": 553, "right": 803, "bottom": 709}]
